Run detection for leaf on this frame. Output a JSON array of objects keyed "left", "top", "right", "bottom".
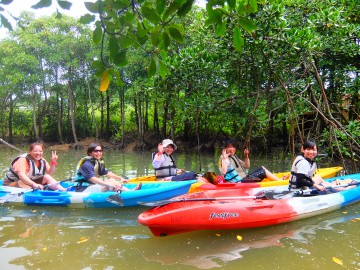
[
  {"left": 55, "top": 10, "right": 62, "bottom": 19},
  {"left": 227, "top": 0, "right": 236, "bottom": 9},
  {"left": 168, "top": 26, "right": 184, "bottom": 43},
  {"left": 163, "top": 0, "right": 182, "bottom": 21},
  {"left": 77, "top": 237, "right": 90, "bottom": 244},
  {"left": 84, "top": 1, "right": 99, "bottom": 13},
  {"left": 215, "top": 21, "right": 226, "bottom": 37},
  {"left": 148, "top": 57, "right": 156, "bottom": 78},
  {"left": 1, "top": 0, "right": 14, "bottom": 5},
  {"left": 215, "top": 233, "right": 221, "bottom": 237},
  {"left": 236, "top": 235, "right": 242, "bottom": 241},
  {"left": 31, "top": 0, "right": 52, "bottom": 9},
  {"left": 238, "top": 17, "right": 257, "bottom": 33},
  {"left": 332, "top": 257, "right": 343, "bottom": 266},
  {"left": 108, "top": 36, "right": 120, "bottom": 58},
  {"left": 249, "top": 0, "right": 258, "bottom": 13},
  {"left": 79, "top": 14, "right": 96, "bottom": 24},
  {"left": 113, "top": 51, "right": 128, "bottom": 67},
  {"left": 233, "top": 27, "right": 244, "bottom": 52},
  {"left": 157, "top": 59, "right": 170, "bottom": 78},
  {"left": 141, "top": 5, "right": 161, "bottom": 23},
  {"left": 57, "top": 0, "right": 72, "bottom": 10},
  {"left": 177, "top": 0, "right": 194, "bottom": 17},
  {"left": 162, "top": 31, "right": 170, "bottom": 50},
  {"left": 99, "top": 70, "right": 110, "bottom": 92},
  {"left": 156, "top": 0, "right": 166, "bottom": 15},
  {"left": 93, "top": 23, "right": 102, "bottom": 45},
  {"left": 0, "top": 14, "right": 12, "bottom": 30}
]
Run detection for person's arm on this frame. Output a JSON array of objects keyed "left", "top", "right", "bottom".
[
  {"left": 242, "top": 148, "right": 250, "bottom": 168},
  {"left": 106, "top": 171, "right": 127, "bottom": 182},
  {"left": 17, "top": 171, "right": 44, "bottom": 190},
  {"left": 221, "top": 149, "right": 229, "bottom": 175},
  {"left": 152, "top": 144, "right": 165, "bottom": 168},
  {"left": 46, "top": 151, "right": 58, "bottom": 175}
]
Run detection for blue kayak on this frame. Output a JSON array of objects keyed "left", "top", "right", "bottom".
[{"left": 0, "top": 180, "right": 197, "bottom": 208}]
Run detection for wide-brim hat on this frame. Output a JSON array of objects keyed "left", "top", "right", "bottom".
[{"left": 162, "top": 139, "right": 177, "bottom": 150}]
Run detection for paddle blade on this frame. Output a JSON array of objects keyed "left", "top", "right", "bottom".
[
  {"left": 264, "top": 190, "right": 295, "bottom": 200},
  {"left": 137, "top": 200, "right": 175, "bottom": 207},
  {"left": 106, "top": 194, "right": 124, "bottom": 206}
]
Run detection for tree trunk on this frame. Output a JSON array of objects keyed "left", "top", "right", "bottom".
[
  {"left": 67, "top": 68, "right": 79, "bottom": 146},
  {"left": 31, "top": 86, "right": 40, "bottom": 142},
  {"left": 8, "top": 95, "right": 13, "bottom": 143}
]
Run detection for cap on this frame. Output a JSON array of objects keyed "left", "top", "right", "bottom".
[{"left": 162, "top": 139, "right": 177, "bottom": 150}]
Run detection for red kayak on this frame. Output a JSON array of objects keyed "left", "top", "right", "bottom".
[{"left": 138, "top": 173, "right": 360, "bottom": 236}]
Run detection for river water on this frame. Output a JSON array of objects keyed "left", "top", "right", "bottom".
[{"left": 0, "top": 147, "right": 359, "bottom": 270}]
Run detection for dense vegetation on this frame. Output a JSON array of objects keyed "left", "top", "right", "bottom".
[{"left": 0, "top": 0, "right": 359, "bottom": 170}]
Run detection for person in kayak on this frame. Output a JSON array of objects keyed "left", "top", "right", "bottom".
[
  {"left": 289, "top": 140, "right": 326, "bottom": 191},
  {"left": 75, "top": 143, "right": 141, "bottom": 192},
  {"left": 152, "top": 139, "right": 209, "bottom": 182},
  {"left": 3, "top": 142, "right": 67, "bottom": 191},
  {"left": 219, "top": 139, "right": 280, "bottom": 183}
]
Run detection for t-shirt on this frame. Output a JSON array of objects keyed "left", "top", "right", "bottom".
[{"left": 78, "top": 160, "right": 108, "bottom": 180}]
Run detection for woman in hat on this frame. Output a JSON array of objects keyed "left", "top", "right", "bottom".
[{"left": 152, "top": 139, "right": 189, "bottom": 180}]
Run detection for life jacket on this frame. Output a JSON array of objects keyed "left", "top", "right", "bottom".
[
  {"left": 289, "top": 155, "right": 317, "bottom": 189},
  {"left": 5, "top": 153, "right": 47, "bottom": 182},
  {"left": 229, "top": 155, "right": 248, "bottom": 178},
  {"left": 152, "top": 152, "right": 177, "bottom": 179},
  {"left": 75, "top": 156, "right": 105, "bottom": 185},
  {"left": 218, "top": 156, "right": 242, "bottom": 183}
]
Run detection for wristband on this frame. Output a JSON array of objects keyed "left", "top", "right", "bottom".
[{"left": 51, "top": 161, "right": 58, "bottom": 166}]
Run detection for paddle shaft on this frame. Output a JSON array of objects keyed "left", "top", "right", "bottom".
[{"left": 138, "top": 195, "right": 264, "bottom": 206}]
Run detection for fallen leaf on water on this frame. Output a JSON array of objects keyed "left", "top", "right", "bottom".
[
  {"left": 350, "top": 219, "right": 356, "bottom": 222},
  {"left": 356, "top": 218, "right": 360, "bottom": 220},
  {"left": 332, "top": 257, "right": 343, "bottom": 266},
  {"left": 77, "top": 237, "right": 90, "bottom": 244},
  {"left": 342, "top": 211, "right": 347, "bottom": 214},
  {"left": 19, "top": 228, "right": 32, "bottom": 238},
  {"left": 42, "top": 247, "right": 47, "bottom": 252},
  {"left": 32, "top": 210, "right": 37, "bottom": 213},
  {"left": 236, "top": 235, "right": 242, "bottom": 241},
  {"left": 215, "top": 234, "right": 221, "bottom": 237}
]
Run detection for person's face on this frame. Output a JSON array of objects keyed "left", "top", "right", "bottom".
[
  {"left": 163, "top": 145, "right": 175, "bottom": 155},
  {"left": 302, "top": 146, "right": 317, "bottom": 160},
  {"left": 225, "top": 145, "right": 237, "bottom": 156},
  {"left": 90, "top": 146, "right": 103, "bottom": 159},
  {"left": 29, "top": 145, "right": 44, "bottom": 160}
]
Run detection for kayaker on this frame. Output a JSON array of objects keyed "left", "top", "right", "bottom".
[
  {"left": 289, "top": 141, "right": 325, "bottom": 191},
  {"left": 289, "top": 141, "right": 357, "bottom": 193},
  {"left": 3, "top": 142, "right": 67, "bottom": 191},
  {"left": 75, "top": 143, "right": 141, "bottom": 192},
  {"left": 219, "top": 139, "right": 280, "bottom": 183},
  {"left": 152, "top": 139, "right": 201, "bottom": 181}
]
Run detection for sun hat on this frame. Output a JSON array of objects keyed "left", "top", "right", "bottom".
[{"left": 162, "top": 139, "right": 177, "bottom": 150}]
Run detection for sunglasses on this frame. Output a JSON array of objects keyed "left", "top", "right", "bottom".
[{"left": 93, "top": 149, "right": 103, "bottom": 153}]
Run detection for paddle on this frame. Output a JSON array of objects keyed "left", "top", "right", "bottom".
[
  {"left": 137, "top": 195, "right": 266, "bottom": 207},
  {"left": 106, "top": 191, "right": 124, "bottom": 206},
  {"left": 0, "top": 177, "right": 75, "bottom": 203},
  {"left": 265, "top": 180, "right": 360, "bottom": 200},
  {"left": 106, "top": 182, "right": 143, "bottom": 206},
  {"left": 0, "top": 138, "right": 24, "bottom": 153}
]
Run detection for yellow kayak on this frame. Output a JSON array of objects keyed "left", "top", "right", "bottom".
[{"left": 129, "top": 166, "right": 343, "bottom": 193}]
